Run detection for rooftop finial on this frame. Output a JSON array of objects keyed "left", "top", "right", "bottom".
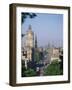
[{"left": 29, "top": 25, "right": 32, "bottom": 30}]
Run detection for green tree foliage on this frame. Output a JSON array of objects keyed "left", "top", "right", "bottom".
[
  {"left": 44, "top": 60, "right": 63, "bottom": 75},
  {"left": 34, "top": 51, "right": 40, "bottom": 63},
  {"left": 21, "top": 13, "right": 37, "bottom": 24},
  {"left": 22, "top": 65, "right": 26, "bottom": 77},
  {"left": 22, "top": 67, "right": 37, "bottom": 77},
  {"left": 21, "top": 60, "right": 37, "bottom": 77},
  {"left": 21, "top": 13, "right": 37, "bottom": 38},
  {"left": 24, "top": 68, "right": 37, "bottom": 77}
]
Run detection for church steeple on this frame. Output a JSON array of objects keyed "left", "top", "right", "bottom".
[
  {"left": 27, "top": 25, "right": 33, "bottom": 34},
  {"left": 35, "top": 34, "right": 37, "bottom": 48},
  {"left": 26, "top": 25, "right": 34, "bottom": 48}
]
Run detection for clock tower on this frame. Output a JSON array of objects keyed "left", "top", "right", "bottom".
[{"left": 25, "top": 25, "right": 34, "bottom": 61}]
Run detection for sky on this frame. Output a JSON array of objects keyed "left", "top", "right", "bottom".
[{"left": 21, "top": 13, "right": 63, "bottom": 47}]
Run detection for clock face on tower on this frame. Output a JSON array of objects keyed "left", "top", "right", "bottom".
[{"left": 26, "top": 26, "right": 34, "bottom": 48}]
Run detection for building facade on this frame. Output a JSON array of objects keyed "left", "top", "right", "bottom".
[
  {"left": 48, "top": 47, "right": 61, "bottom": 62},
  {"left": 25, "top": 25, "right": 34, "bottom": 61},
  {"left": 21, "top": 25, "right": 35, "bottom": 68}
]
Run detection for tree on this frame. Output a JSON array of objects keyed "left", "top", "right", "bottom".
[
  {"left": 59, "top": 50, "right": 63, "bottom": 70},
  {"left": 22, "top": 68, "right": 37, "bottom": 77},
  {"left": 21, "top": 13, "right": 37, "bottom": 24},
  {"left": 44, "top": 60, "right": 63, "bottom": 75},
  {"left": 34, "top": 51, "right": 40, "bottom": 63},
  {"left": 21, "top": 60, "right": 37, "bottom": 77},
  {"left": 21, "top": 13, "right": 37, "bottom": 38},
  {"left": 24, "top": 68, "right": 37, "bottom": 77}
]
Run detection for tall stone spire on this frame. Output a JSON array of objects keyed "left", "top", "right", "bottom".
[
  {"left": 35, "top": 34, "right": 37, "bottom": 48},
  {"left": 27, "top": 25, "right": 33, "bottom": 34}
]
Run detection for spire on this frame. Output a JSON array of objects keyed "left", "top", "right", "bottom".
[
  {"left": 27, "top": 25, "right": 33, "bottom": 34},
  {"left": 29, "top": 25, "right": 32, "bottom": 31},
  {"left": 35, "top": 34, "right": 37, "bottom": 48}
]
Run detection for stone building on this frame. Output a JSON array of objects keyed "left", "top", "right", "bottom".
[
  {"left": 51, "top": 48, "right": 60, "bottom": 62},
  {"left": 48, "top": 47, "right": 61, "bottom": 62},
  {"left": 21, "top": 25, "right": 35, "bottom": 68},
  {"left": 25, "top": 25, "right": 34, "bottom": 61}
]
